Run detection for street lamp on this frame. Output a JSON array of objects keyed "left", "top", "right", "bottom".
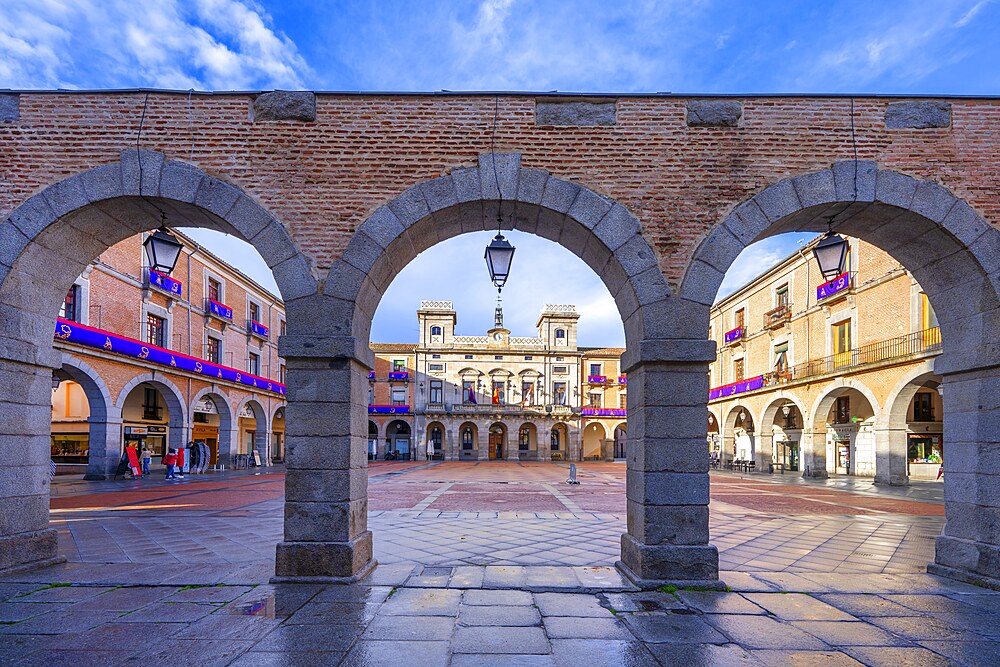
[
  {"left": 484, "top": 232, "right": 515, "bottom": 290},
  {"left": 143, "top": 225, "right": 184, "bottom": 276},
  {"left": 812, "top": 221, "right": 849, "bottom": 281}
]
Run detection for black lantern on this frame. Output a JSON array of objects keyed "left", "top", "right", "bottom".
[
  {"left": 484, "top": 232, "right": 516, "bottom": 289},
  {"left": 143, "top": 227, "right": 184, "bottom": 275},
  {"left": 812, "top": 231, "right": 849, "bottom": 282}
]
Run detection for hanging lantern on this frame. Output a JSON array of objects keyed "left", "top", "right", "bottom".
[
  {"left": 812, "top": 231, "right": 849, "bottom": 282},
  {"left": 143, "top": 227, "right": 184, "bottom": 275},
  {"left": 484, "top": 232, "right": 516, "bottom": 289}
]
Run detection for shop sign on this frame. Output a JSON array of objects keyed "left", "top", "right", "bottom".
[
  {"left": 831, "top": 425, "right": 855, "bottom": 439},
  {"left": 125, "top": 426, "right": 148, "bottom": 435},
  {"left": 817, "top": 272, "right": 850, "bottom": 301},
  {"left": 149, "top": 269, "right": 183, "bottom": 296}
]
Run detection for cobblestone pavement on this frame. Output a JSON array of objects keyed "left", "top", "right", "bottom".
[{"left": 0, "top": 463, "right": 986, "bottom": 664}]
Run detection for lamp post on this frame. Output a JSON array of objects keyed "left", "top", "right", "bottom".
[
  {"left": 485, "top": 231, "right": 515, "bottom": 328},
  {"left": 812, "top": 220, "right": 849, "bottom": 282},
  {"left": 143, "top": 225, "right": 184, "bottom": 276}
]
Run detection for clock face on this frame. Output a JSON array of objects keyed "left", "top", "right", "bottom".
[{"left": 494, "top": 333, "right": 503, "bottom": 342}]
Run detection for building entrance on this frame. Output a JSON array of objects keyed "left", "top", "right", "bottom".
[{"left": 488, "top": 424, "right": 505, "bottom": 460}]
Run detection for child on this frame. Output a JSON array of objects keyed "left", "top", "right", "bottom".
[{"left": 163, "top": 448, "right": 178, "bottom": 479}]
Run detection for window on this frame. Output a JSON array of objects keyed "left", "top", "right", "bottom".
[
  {"left": 519, "top": 426, "right": 531, "bottom": 451},
  {"left": 588, "top": 392, "right": 602, "bottom": 408},
  {"left": 465, "top": 354, "right": 473, "bottom": 360},
  {"left": 430, "top": 427, "right": 442, "bottom": 452},
  {"left": 553, "top": 382, "right": 567, "bottom": 406},
  {"left": 553, "top": 365, "right": 568, "bottom": 375},
  {"left": 248, "top": 352, "right": 260, "bottom": 376},
  {"left": 555, "top": 329, "right": 566, "bottom": 340},
  {"left": 462, "top": 427, "right": 474, "bottom": 450},
  {"left": 249, "top": 302, "right": 260, "bottom": 324},
  {"left": 280, "top": 320, "right": 286, "bottom": 337},
  {"left": 280, "top": 365, "right": 286, "bottom": 383},
  {"left": 521, "top": 381, "right": 535, "bottom": 406},
  {"left": 208, "top": 278, "right": 221, "bottom": 302},
  {"left": 555, "top": 357, "right": 563, "bottom": 361},
  {"left": 206, "top": 337, "right": 221, "bottom": 364},
  {"left": 524, "top": 356, "right": 532, "bottom": 361},
  {"left": 833, "top": 319, "right": 852, "bottom": 367},
  {"left": 776, "top": 285, "right": 789, "bottom": 307},
  {"left": 835, "top": 396, "right": 851, "bottom": 423},
  {"left": 590, "top": 363, "right": 602, "bottom": 377},
  {"left": 494, "top": 355, "right": 503, "bottom": 361},
  {"left": 492, "top": 381, "right": 506, "bottom": 405},
  {"left": 735, "top": 308, "right": 745, "bottom": 330},
  {"left": 393, "top": 359, "right": 406, "bottom": 372},
  {"left": 550, "top": 428, "right": 561, "bottom": 451},
  {"left": 430, "top": 325, "right": 442, "bottom": 336},
  {"left": 429, "top": 363, "right": 444, "bottom": 371},
  {"left": 734, "top": 358, "right": 745, "bottom": 382},
  {"left": 391, "top": 388, "right": 407, "bottom": 406},
  {"left": 463, "top": 380, "right": 476, "bottom": 404},
  {"left": 619, "top": 393, "right": 627, "bottom": 409},
  {"left": 773, "top": 343, "right": 788, "bottom": 374},
  {"left": 914, "top": 393, "right": 935, "bottom": 421},
  {"left": 146, "top": 314, "right": 166, "bottom": 348},
  {"left": 142, "top": 387, "right": 160, "bottom": 420},
  {"left": 431, "top": 354, "right": 441, "bottom": 359},
  {"left": 60, "top": 285, "right": 80, "bottom": 322},
  {"left": 920, "top": 292, "right": 939, "bottom": 330},
  {"left": 368, "top": 384, "right": 374, "bottom": 405},
  {"left": 430, "top": 380, "right": 443, "bottom": 404}
]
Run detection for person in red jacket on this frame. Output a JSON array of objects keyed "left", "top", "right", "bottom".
[{"left": 163, "top": 449, "right": 178, "bottom": 479}]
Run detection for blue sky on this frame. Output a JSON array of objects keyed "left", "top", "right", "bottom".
[{"left": 2, "top": 0, "right": 996, "bottom": 345}]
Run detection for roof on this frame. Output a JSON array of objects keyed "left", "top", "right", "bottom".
[
  {"left": 581, "top": 347, "right": 626, "bottom": 356},
  {"left": 369, "top": 343, "right": 417, "bottom": 352}
]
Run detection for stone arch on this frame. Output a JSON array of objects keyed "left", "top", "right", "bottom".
[
  {"left": 190, "top": 387, "right": 235, "bottom": 468},
  {"left": 459, "top": 421, "right": 479, "bottom": 461},
  {"left": 516, "top": 422, "right": 537, "bottom": 459},
  {"left": 759, "top": 394, "right": 808, "bottom": 475},
  {"left": 807, "top": 379, "right": 881, "bottom": 479},
  {"left": 583, "top": 421, "right": 607, "bottom": 461},
  {"left": 115, "top": 372, "right": 188, "bottom": 454},
  {"left": 808, "top": 378, "right": 882, "bottom": 430},
  {"left": 426, "top": 420, "right": 446, "bottom": 461},
  {"left": 55, "top": 354, "right": 117, "bottom": 480},
  {"left": 235, "top": 397, "right": 269, "bottom": 464},
  {"left": 878, "top": 363, "right": 941, "bottom": 486},
  {"left": 723, "top": 404, "right": 757, "bottom": 466},
  {"left": 0, "top": 150, "right": 318, "bottom": 573}
]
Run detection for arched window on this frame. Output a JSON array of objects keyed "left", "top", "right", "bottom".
[
  {"left": 551, "top": 428, "right": 561, "bottom": 450},
  {"left": 431, "top": 427, "right": 442, "bottom": 448},
  {"left": 519, "top": 426, "right": 531, "bottom": 451},
  {"left": 431, "top": 325, "right": 442, "bottom": 336},
  {"left": 462, "top": 427, "right": 474, "bottom": 450},
  {"left": 555, "top": 329, "right": 565, "bottom": 339}
]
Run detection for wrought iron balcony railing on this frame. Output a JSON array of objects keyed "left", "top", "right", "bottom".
[{"left": 763, "top": 304, "right": 791, "bottom": 329}]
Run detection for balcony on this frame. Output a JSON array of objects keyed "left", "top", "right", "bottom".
[
  {"left": 207, "top": 299, "right": 233, "bottom": 323},
  {"left": 764, "top": 304, "right": 791, "bottom": 330},
  {"left": 582, "top": 407, "right": 626, "bottom": 417},
  {"left": 249, "top": 320, "right": 269, "bottom": 340},
  {"left": 425, "top": 403, "right": 577, "bottom": 417},
  {"left": 724, "top": 326, "right": 745, "bottom": 345}
]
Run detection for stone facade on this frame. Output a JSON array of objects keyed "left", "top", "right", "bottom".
[
  {"left": 367, "top": 301, "right": 627, "bottom": 463},
  {"left": 50, "top": 231, "right": 286, "bottom": 479},
  {"left": 709, "top": 236, "right": 942, "bottom": 485},
  {"left": 2, "top": 91, "right": 1000, "bottom": 589}
]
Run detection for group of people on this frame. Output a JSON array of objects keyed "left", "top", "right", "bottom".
[{"left": 138, "top": 446, "right": 185, "bottom": 479}]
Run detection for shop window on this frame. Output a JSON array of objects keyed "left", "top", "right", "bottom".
[
  {"left": 913, "top": 392, "right": 935, "bottom": 421},
  {"left": 553, "top": 382, "right": 567, "bottom": 406},
  {"left": 208, "top": 277, "right": 222, "bottom": 302},
  {"left": 519, "top": 427, "right": 531, "bottom": 451},
  {"left": 463, "top": 380, "right": 476, "bottom": 404},
  {"left": 462, "top": 427, "right": 474, "bottom": 450},
  {"left": 835, "top": 395, "right": 851, "bottom": 423},
  {"left": 429, "top": 380, "right": 443, "bottom": 404},
  {"left": 142, "top": 387, "right": 160, "bottom": 420},
  {"left": 391, "top": 388, "right": 407, "bottom": 406},
  {"left": 248, "top": 352, "right": 260, "bottom": 376},
  {"left": 60, "top": 285, "right": 80, "bottom": 322},
  {"left": 206, "top": 336, "right": 222, "bottom": 364},
  {"left": 734, "top": 358, "right": 745, "bottom": 382},
  {"left": 146, "top": 314, "right": 166, "bottom": 348}
]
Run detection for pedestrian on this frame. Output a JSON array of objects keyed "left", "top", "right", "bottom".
[
  {"left": 140, "top": 445, "right": 152, "bottom": 478},
  {"left": 163, "top": 448, "right": 178, "bottom": 479}
]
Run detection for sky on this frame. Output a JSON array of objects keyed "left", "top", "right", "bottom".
[{"left": 3, "top": 0, "right": 997, "bottom": 345}]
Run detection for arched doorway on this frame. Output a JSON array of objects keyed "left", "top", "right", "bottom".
[
  {"left": 459, "top": 422, "right": 479, "bottom": 461},
  {"left": 426, "top": 421, "right": 445, "bottom": 461},
  {"left": 385, "top": 420, "right": 411, "bottom": 460},
  {"left": 271, "top": 407, "right": 286, "bottom": 463},
  {"left": 117, "top": 376, "right": 186, "bottom": 469},
  {"left": 488, "top": 422, "right": 507, "bottom": 461},
  {"left": 723, "top": 406, "right": 755, "bottom": 469},
  {"left": 550, "top": 423, "right": 569, "bottom": 461},
  {"left": 811, "top": 384, "right": 878, "bottom": 477},
  {"left": 760, "top": 398, "right": 805, "bottom": 474},
  {"left": 236, "top": 399, "right": 268, "bottom": 467},
  {"left": 517, "top": 422, "right": 537, "bottom": 460},
  {"left": 613, "top": 422, "right": 627, "bottom": 460},
  {"left": 51, "top": 356, "right": 116, "bottom": 479},
  {"left": 191, "top": 391, "right": 232, "bottom": 467},
  {"left": 707, "top": 412, "right": 721, "bottom": 466},
  {"left": 582, "top": 422, "right": 606, "bottom": 461},
  {"left": 883, "top": 368, "right": 943, "bottom": 484},
  {"left": 368, "top": 420, "right": 379, "bottom": 460}
]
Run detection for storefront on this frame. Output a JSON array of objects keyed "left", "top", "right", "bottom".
[
  {"left": 908, "top": 433, "right": 943, "bottom": 480},
  {"left": 192, "top": 397, "right": 220, "bottom": 465},
  {"left": 50, "top": 428, "right": 89, "bottom": 464},
  {"left": 774, "top": 438, "right": 799, "bottom": 472},
  {"left": 123, "top": 425, "right": 167, "bottom": 459}
]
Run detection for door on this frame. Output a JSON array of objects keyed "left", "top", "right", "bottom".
[
  {"left": 489, "top": 432, "right": 502, "bottom": 460},
  {"left": 836, "top": 439, "right": 850, "bottom": 474},
  {"left": 833, "top": 319, "right": 852, "bottom": 368}
]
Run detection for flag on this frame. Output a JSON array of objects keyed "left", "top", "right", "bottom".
[
  {"left": 467, "top": 387, "right": 476, "bottom": 404},
  {"left": 492, "top": 384, "right": 500, "bottom": 404}
]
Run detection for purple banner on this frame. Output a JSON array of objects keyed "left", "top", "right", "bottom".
[
  {"left": 817, "top": 272, "right": 850, "bottom": 301},
  {"left": 368, "top": 405, "right": 410, "bottom": 414},
  {"left": 724, "top": 326, "right": 744, "bottom": 344},
  {"left": 587, "top": 375, "right": 607, "bottom": 383},
  {"left": 388, "top": 371, "right": 409, "bottom": 381},
  {"left": 618, "top": 376, "right": 627, "bottom": 384},
  {"left": 54, "top": 318, "right": 285, "bottom": 396},
  {"left": 368, "top": 371, "right": 376, "bottom": 380},
  {"left": 148, "top": 270, "right": 182, "bottom": 296},
  {"left": 709, "top": 375, "right": 764, "bottom": 401},
  {"left": 582, "top": 408, "right": 627, "bottom": 417},
  {"left": 250, "top": 320, "right": 269, "bottom": 338},
  {"left": 209, "top": 299, "right": 233, "bottom": 320}
]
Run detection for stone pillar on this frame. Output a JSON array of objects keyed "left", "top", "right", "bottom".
[
  {"left": 445, "top": 428, "right": 455, "bottom": 461},
  {"left": 218, "top": 426, "right": 238, "bottom": 468},
  {"left": 0, "top": 358, "right": 63, "bottom": 574},
  {"left": 506, "top": 426, "right": 519, "bottom": 461},
  {"left": 928, "top": 369, "right": 1000, "bottom": 589},
  {"left": 617, "top": 340, "right": 720, "bottom": 589},
  {"left": 801, "top": 427, "right": 829, "bottom": 479},
  {"left": 874, "top": 424, "right": 909, "bottom": 486},
  {"left": 569, "top": 425, "right": 583, "bottom": 461},
  {"left": 84, "top": 417, "right": 123, "bottom": 480},
  {"left": 478, "top": 423, "right": 489, "bottom": 461},
  {"left": 273, "top": 335, "right": 375, "bottom": 583}
]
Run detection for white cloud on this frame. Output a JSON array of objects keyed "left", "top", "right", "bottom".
[{"left": 0, "top": 0, "right": 310, "bottom": 89}]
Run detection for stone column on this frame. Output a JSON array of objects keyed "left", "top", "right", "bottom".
[
  {"left": 84, "top": 417, "right": 123, "bottom": 480},
  {"left": 273, "top": 335, "right": 375, "bottom": 583},
  {"left": 617, "top": 340, "right": 720, "bottom": 589},
  {"left": 218, "top": 426, "right": 238, "bottom": 468},
  {"left": 569, "top": 425, "right": 583, "bottom": 461},
  {"left": 0, "top": 357, "right": 63, "bottom": 574},
  {"left": 928, "top": 369, "right": 1000, "bottom": 588},
  {"left": 478, "top": 423, "right": 489, "bottom": 461},
  {"left": 445, "top": 427, "right": 456, "bottom": 461},
  {"left": 801, "top": 427, "right": 829, "bottom": 479},
  {"left": 757, "top": 431, "right": 774, "bottom": 474},
  {"left": 874, "top": 424, "right": 909, "bottom": 486}
]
